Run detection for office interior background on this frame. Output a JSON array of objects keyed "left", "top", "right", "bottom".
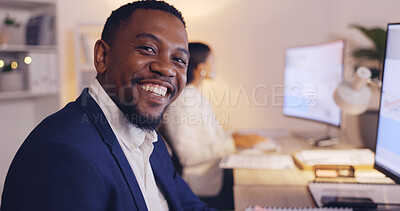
[{"left": 0, "top": 0, "right": 399, "bottom": 194}]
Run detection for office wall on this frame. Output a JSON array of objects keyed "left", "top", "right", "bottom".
[
  {"left": 58, "top": 0, "right": 399, "bottom": 132},
  {"left": 180, "top": 0, "right": 333, "bottom": 132}
]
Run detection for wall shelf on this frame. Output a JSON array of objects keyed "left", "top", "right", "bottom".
[
  {"left": 0, "top": 0, "right": 54, "bottom": 10},
  {"left": 0, "top": 44, "right": 57, "bottom": 53},
  {"left": 0, "top": 90, "right": 57, "bottom": 100}
]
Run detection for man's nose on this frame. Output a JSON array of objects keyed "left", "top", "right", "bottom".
[{"left": 150, "top": 56, "right": 176, "bottom": 77}]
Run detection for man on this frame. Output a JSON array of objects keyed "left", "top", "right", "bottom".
[{"left": 1, "top": 1, "right": 214, "bottom": 210}]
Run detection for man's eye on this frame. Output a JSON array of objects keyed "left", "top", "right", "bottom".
[
  {"left": 139, "top": 46, "right": 155, "bottom": 53},
  {"left": 174, "top": 57, "right": 187, "bottom": 66}
]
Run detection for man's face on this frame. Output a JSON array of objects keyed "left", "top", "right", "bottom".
[{"left": 97, "top": 9, "right": 188, "bottom": 130}]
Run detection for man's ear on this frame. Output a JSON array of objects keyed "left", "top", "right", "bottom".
[{"left": 94, "top": 40, "right": 110, "bottom": 74}]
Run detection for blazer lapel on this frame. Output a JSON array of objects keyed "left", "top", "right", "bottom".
[
  {"left": 76, "top": 89, "right": 148, "bottom": 211},
  {"left": 150, "top": 136, "right": 182, "bottom": 211}
]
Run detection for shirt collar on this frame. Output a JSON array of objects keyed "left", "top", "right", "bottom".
[{"left": 88, "top": 79, "right": 158, "bottom": 149}]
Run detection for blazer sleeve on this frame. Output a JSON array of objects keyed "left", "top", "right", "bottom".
[{"left": 1, "top": 142, "right": 108, "bottom": 211}]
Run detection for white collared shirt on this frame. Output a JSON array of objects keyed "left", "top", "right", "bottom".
[{"left": 88, "top": 79, "right": 168, "bottom": 211}]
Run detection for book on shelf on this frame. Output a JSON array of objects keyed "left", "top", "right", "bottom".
[{"left": 26, "top": 14, "right": 55, "bottom": 45}]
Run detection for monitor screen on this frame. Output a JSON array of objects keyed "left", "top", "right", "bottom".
[
  {"left": 375, "top": 23, "right": 400, "bottom": 184},
  {"left": 283, "top": 40, "right": 344, "bottom": 126}
]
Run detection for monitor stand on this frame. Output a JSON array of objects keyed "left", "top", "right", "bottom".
[{"left": 292, "top": 125, "right": 340, "bottom": 147}]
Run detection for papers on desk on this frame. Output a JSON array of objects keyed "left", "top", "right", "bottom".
[
  {"left": 219, "top": 154, "right": 295, "bottom": 170},
  {"left": 292, "top": 149, "right": 375, "bottom": 170},
  {"left": 354, "top": 169, "right": 395, "bottom": 184}
]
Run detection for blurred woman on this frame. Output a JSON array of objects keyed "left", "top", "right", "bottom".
[{"left": 160, "top": 42, "right": 264, "bottom": 210}]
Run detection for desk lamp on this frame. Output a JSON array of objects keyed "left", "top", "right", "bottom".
[{"left": 334, "top": 67, "right": 372, "bottom": 115}]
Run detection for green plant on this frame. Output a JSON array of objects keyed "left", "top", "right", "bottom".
[
  {"left": 350, "top": 24, "right": 386, "bottom": 79},
  {"left": 3, "top": 14, "right": 20, "bottom": 27},
  {"left": 1, "top": 63, "right": 13, "bottom": 72},
  {"left": 0, "top": 61, "right": 19, "bottom": 73}
]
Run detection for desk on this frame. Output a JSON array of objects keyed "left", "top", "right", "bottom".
[
  {"left": 233, "top": 170, "right": 315, "bottom": 210},
  {"left": 232, "top": 135, "right": 349, "bottom": 211}
]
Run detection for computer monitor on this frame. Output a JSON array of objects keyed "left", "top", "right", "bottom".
[
  {"left": 283, "top": 40, "right": 344, "bottom": 127},
  {"left": 374, "top": 23, "right": 400, "bottom": 184}
]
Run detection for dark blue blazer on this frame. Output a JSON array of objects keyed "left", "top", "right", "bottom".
[{"left": 1, "top": 89, "right": 213, "bottom": 211}]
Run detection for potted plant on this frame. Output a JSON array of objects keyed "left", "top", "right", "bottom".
[
  {"left": 0, "top": 14, "right": 21, "bottom": 46},
  {"left": 0, "top": 61, "right": 24, "bottom": 92},
  {"left": 350, "top": 24, "right": 386, "bottom": 80}
]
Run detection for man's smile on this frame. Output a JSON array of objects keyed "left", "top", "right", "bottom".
[
  {"left": 134, "top": 79, "right": 176, "bottom": 107},
  {"left": 139, "top": 83, "right": 167, "bottom": 97}
]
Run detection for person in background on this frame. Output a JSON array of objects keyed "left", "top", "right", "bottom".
[
  {"left": 1, "top": 1, "right": 215, "bottom": 211},
  {"left": 160, "top": 42, "right": 267, "bottom": 210}
]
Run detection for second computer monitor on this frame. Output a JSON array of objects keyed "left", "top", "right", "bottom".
[
  {"left": 375, "top": 23, "right": 400, "bottom": 184},
  {"left": 283, "top": 40, "right": 344, "bottom": 127}
]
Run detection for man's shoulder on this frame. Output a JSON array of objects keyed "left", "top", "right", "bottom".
[
  {"left": 41, "top": 100, "right": 90, "bottom": 130},
  {"left": 24, "top": 98, "right": 103, "bottom": 150},
  {"left": 35, "top": 90, "right": 103, "bottom": 138}
]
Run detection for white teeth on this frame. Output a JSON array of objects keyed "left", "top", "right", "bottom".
[{"left": 140, "top": 84, "right": 167, "bottom": 97}]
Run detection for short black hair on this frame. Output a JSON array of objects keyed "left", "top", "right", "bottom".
[
  {"left": 187, "top": 42, "right": 211, "bottom": 85},
  {"left": 101, "top": 0, "right": 186, "bottom": 46}
]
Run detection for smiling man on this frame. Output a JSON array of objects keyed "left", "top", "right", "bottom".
[
  {"left": 1, "top": 1, "right": 214, "bottom": 211},
  {"left": 95, "top": 7, "right": 189, "bottom": 130}
]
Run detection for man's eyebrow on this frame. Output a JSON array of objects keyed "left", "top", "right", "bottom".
[
  {"left": 136, "top": 33, "right": 161, "bottom": 42},
  {"left": 177, "top": 48, "right": 190, "bottom": 58}
]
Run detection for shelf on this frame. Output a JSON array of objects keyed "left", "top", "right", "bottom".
[
  {"left": 0, "top": 90, "right": 57, "bottom": 100},
  {"left": 0, "top": 44, "right": 57, "bottom": 53},
  {"left": 0, "top": 0, "right": 54, "bottom": 9}
]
